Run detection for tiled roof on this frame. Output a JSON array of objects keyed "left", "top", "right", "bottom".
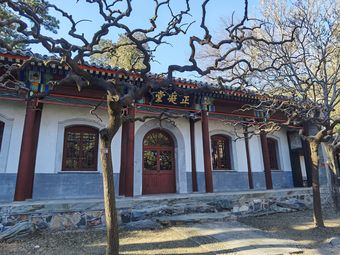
[{"left": 0, "top": 48, "right": 259, "bottom": 100}]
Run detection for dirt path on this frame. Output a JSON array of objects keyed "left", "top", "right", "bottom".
[{"left": 0, "top": 209, "right": 339, "bottom": 255}]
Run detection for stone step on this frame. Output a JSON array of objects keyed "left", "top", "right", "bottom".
[
  {"left": 120, "top": 203, "right": 218, "bottom": 223},
  {"left": 155, "top": 211, "right": 234, "bottom": 226}
]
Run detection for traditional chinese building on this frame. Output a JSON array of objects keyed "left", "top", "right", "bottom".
[{"left": 0, "top": 49, "right": 329, "bottom": 202}]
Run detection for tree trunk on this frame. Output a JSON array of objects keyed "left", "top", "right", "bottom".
[
  {"left": 100, "top": 134, "right": 119, "bottom": 255},
  {"left": 324, "top": 144, "right": 340, "bottom": 212},
  {"left": 309, "top": 140, "right": 325, "bottom": 228}
]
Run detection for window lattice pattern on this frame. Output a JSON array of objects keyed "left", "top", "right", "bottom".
[
  {"left": 211, "top": 135, "right": 232, "bottom": 170},
  {"left": 62, "top": 126, "right": 98, "bottom": 171},
  {"left": 143, "top": 129, "right": 174, "bottom": 171},
  {"left": 267, "top": 138, "right": 279, "bottom": 170}
]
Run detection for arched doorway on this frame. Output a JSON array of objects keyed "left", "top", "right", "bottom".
[{"left": 142, "top": 129, "right": 176, "bottom": 194}]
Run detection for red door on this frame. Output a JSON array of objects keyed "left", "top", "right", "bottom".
[{"left": 142, "top": 130, "right": 176, "bottom": 194}]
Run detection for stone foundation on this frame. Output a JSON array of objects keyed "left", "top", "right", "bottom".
[{"left": 0, "top": 188, "right": 331, "bottom": 235}]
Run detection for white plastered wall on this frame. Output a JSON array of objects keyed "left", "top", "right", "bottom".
[
  {"left": 194, "top": 120, "right": 204, "bottom": 173},
  {"left": 248, "top": 127, "right": 292, "bottom": 172},
  {"left": 35, "top": 104, "right": 122, "bottom": 173},
  {"left": 267, "top": 128, "right": 292, "bottom": 172},
  {"left": 0, "top": 100, "right": 26, "bottom": 173}
]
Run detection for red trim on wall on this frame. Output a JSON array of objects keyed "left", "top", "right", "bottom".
[
  {"left": 0, "top": 53, "right": 29, "bottom": 60},
  {"left": 190, "top": 118, "right": 198, "bottom": 192},
  {"left": 119, "top": 121, "right": 128, "bottom": 196},
  {"left": 14, "top": 99, "right": 43, "bottom": 201},
  {"left": 201, "top": 110, "right": 213, "bottom": 192},
  {"left": 125, "top": 107, "right": 135, "bottom": 197},
  {"left": 260, "top": 132, "right": 273, "bottom": 189},
  {"left": 244, "top": 127, "right": 254, "bottom": 189}
]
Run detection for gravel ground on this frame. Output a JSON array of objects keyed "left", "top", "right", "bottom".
[
  {"left": 0, "top": 228, "right": 207, "bottom": 255},
  {"left": 0, "top": 208, "right": 339, "bottom": 255}
]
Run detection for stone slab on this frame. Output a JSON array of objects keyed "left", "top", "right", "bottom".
[
  {"left": 172, "top": 221, "right": 304, "bottom": 255},
  {"left": 156, "top": 212, "right": 234, "bottom": 225}
]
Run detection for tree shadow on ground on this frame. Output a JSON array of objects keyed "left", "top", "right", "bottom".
[
  {"left": 238, "top": 208, "right": 340, "bottom": 246},
  {"left": 119, "top": 228, "right": 302, "bottom": 255}
]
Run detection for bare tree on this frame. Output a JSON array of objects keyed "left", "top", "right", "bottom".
[
  {"left": 0, "top": 0, "right": 298, "bottom": 254},
  {"left": 202, "top": 0, "right": 339, "bottom": 227}
]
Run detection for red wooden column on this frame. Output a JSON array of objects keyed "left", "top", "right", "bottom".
[
  {"left": 201, "top": 110, "right": 213, "bottom": 192},
  {"left": 190, "top": 118, "right": 198, "bottom": 192},
  {"left": 119, "top": 120, "right": 128, "bottom": 196},
  {"left": 244, "top": 127, "right": 254, "bottom": 189},
  {"left": 124, "top": 107, "right": 135, "bottom": 197},
  {"left": 14, "top": 99, "right": 43, "bottom": 201},
  {"left": 260, "top": 132, "right": 273, "bottom": 189}
]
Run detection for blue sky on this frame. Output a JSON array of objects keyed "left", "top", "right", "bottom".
[{"left": 30, "top": 0, "right": 260, "bottom": 78}]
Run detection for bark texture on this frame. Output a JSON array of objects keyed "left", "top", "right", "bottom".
[
  {"left": 99, "top": 97, "right": 122, "bottom": 255},
  {"left": 324, "top": 144, "right": 340, "bottom": 212},
  {"left": 309, "top": 141, "right": 325, "bottom": 228},
  {"left": 100, "top": 135, "right": 119, "bottom": 255}
]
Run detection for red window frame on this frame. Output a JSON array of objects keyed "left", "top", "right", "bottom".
[
  {"left": 267, "top": 138, "right": 279, "bottom": 170},
  {"left": 62, "top": 125, "right": 99, "bottom": 171},
  {"left": 211, "top": 135, "right": 232, "bottom": 170}
]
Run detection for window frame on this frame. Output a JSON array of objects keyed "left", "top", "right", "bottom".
[
  {"left": 143, "top": 129, "right": 175, "bottom": 172},
  {"left": 62, "top": 125, "right": 99, "bottom": 172},
  {"left": 211, "top": 134, "right": 232, "bottom": 170},
  {"left": 267, "top": 137, "right": 280, "bottom": 170}
]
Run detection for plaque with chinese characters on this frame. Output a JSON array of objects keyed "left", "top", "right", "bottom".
[{"left": 150, "top": 89, "right": 192, "bottom": 107}]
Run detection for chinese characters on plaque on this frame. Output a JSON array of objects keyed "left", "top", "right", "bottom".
[{"left": 152, "top": 90, "right": 191, "bottom": 106}]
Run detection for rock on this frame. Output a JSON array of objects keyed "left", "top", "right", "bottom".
[
  {"left": 120, "top": 210, "right": 131, "bottom": 223},
  {"left": 239, "top": 205, "right": 249, "bottom": 212},
  {"left": 124, "top": 220, "right": 162, "bottom": 231},
  {"left": 232, "top": 206, "right": 239, "bottom": 213},
  {"left": 131, "top": 210, "right": 147, "bottom": 221},
  {"left": 0, "top": 221, "right": 35, "bottom": 241},
  {"left": 276, "top": 200, "right": 306, "bottom": 210},
  {"left": 36, "top": 221, "right": 49, "bottom": 230},
  {"left": 207, "top": 199, "right": 233, "bottom": 211},
  {"left": 252, "top": 200, "right": 263, "bottom": 211},
  {"left": 270, "top": 204, "right": 293, "bottom": 213},
  {"left": 329, "top": 237, "right": 340, "bottom": 246}
]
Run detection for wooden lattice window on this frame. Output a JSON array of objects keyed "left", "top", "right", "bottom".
[
  {"left": 267, "top": 138, "right": 279, "bottom": 170},
  {"left": 211, "top": 135, "right": 232, "bottom": 170},
  {"left": 0, "top": 121, "right": 4, "bottom": 152},
  {"left": 62, "top": 125, "right": 99, "bottom": 171},
  {"left": 143, "top": 130, "right": 174, "bottom": 172}
]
